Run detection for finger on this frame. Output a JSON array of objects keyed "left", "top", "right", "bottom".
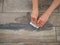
[
  {"left": 37, "top": 17, "right": 42, "bottom": 23},
  {"left": 37, "top": 20, "right": 45, "bottom": 27},
  {"left": 31, "top": 18, "right": 37, "bottom": 25},
  {"left": 40, "top": 21, "right": 46, "bottom": 27},
  {"left": 40, "top": 23, "right": 44, "bottom": 27},
  {"left": 37, "top": 19, "right": 40, "bottom": 24},
  {"left": 37, "top": 20, "right": 43, "bottom": 27}
]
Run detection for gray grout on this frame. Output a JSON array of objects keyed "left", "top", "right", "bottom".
[{"left": 55, "top": 27, "right": 58, "bottom": 42}]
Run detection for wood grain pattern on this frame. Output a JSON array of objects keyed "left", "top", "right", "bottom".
[
  {"left": 0, "top": 0, "right": 60, "bottom": 44},
  {"left": 0, "top": 27, "right": 56, "bottom": 43},
  {"left": 3, "top": 0, "right": 59, "bottom": 12},
  {"left": 0, "top": 43, "right": 60, "bottom": 45}
]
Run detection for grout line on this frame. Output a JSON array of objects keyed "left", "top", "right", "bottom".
[
  {"left": 55, "top": 27, "right": 57, "bottom": 42},
  {"left": 0, "top": 40, "right": 60, "bottom": 43},
  {"left": 0, "top": 11, "right": 59, "bottom": 14},
  {"left": 54, "top": 27, "right": 60, "bottom": 43}
]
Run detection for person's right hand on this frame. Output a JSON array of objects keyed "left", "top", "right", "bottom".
[{"left": 31, "top": 10, "right": 39, "bottom": 25}]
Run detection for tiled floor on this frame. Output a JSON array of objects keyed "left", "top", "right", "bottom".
[{"left": 0, "top": 0, "right": 60, "bottom": 45}]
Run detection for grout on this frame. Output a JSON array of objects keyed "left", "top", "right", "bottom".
[
  {"left": 55, "top": 27, "right": 58, "bottom": 42},
  {"left": 0, "top": 12, "right": 59, "bottom": 13},
  {"left": 54, "top": 27, "right": 60, "bottom": 43},
  {"left": 0, "top": 41, "right": 60, "bottom": 43}
]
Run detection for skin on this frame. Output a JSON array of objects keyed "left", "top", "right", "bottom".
[
  {"left": 31, "top": 0, "right": 60, "bottom": 27},
  {"left": 31, "top": 0, "right": 39, "bottom": 26}
]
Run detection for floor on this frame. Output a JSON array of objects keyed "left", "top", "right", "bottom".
[{"left": 0, "top": 0, "right": 60, "bottom": 45}]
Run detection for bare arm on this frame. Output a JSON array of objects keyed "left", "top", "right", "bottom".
[
  {"left": 37, "top": 0, "right": 60, "bottom": 27},
  {"left": 31, "top": 0, "right": 39, "bottom": 24},
  {"left": 43, "top": 0, "right": 60, "bottom": 17}
]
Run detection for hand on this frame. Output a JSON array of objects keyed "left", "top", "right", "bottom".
[
  {"left": 37, "top": 14, "right": 49, "bottom": 27},
  {"left": 31, "top": 10, "right": 38, "bottom": 25}
]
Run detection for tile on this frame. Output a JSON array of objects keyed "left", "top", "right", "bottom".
[
  {"left": 57, "top": 36, "right": 60, "bottom": 42},
  {"left": 55, "top": 27, "right": 60, "bottom": 42},
  {"left": 48, "top": 13, "right": 60, "bottom": 26},
  {"left": 0, "top": 43, "right": 25, "bottom": 45},
  {"left": 1, "top": 42, "right": 59, "bottom": 45},
  {"left": 3, "top": 0, "right": 32, "bottom": 12},
  {"left": 0, "top": 12, "right": 28, "bottom": 24},
  {"left": 48, "top": 14, "right": 55, "bottom": 27},
  {"left": 0, "top": 27, "right": 56, "bottom": 43},
  {"left": 53, "top": 14, "right": 60, "bottom": 26},
  {"left": 0, "top": 0, "right": 3, "bottom": 12},
  {"left": 45, "top": 43, "right": 60, "bottom": 45},
  {"left": 55, "top": 27, "right": 60, "bottom": 36},
  {"left": 39, "top": 0, "right": 59, "bottom": 13}
]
